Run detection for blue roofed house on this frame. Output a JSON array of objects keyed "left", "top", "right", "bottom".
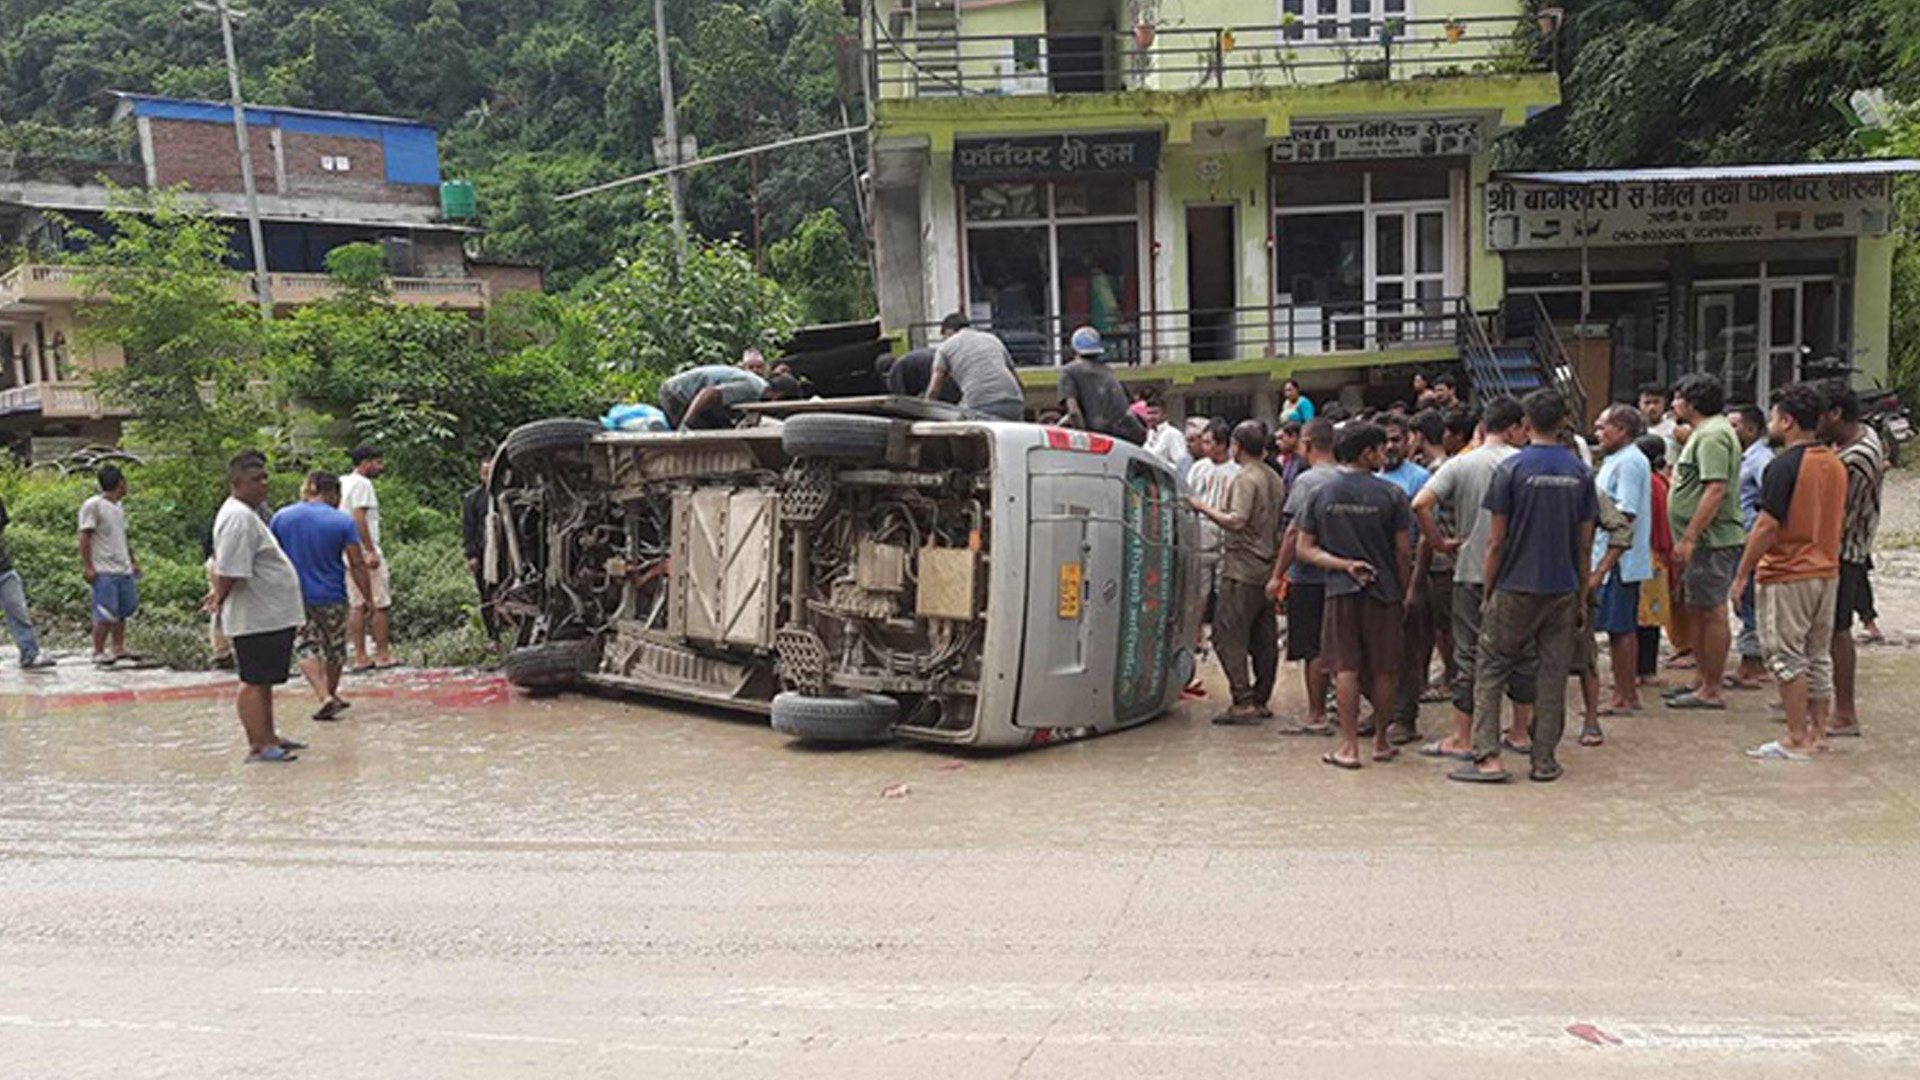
[{"left": 0, "top": 93, "right": 534, "bottom": 448}]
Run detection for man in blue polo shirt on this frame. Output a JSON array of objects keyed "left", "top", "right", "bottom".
[
  {"left": 1452, "top": 389, "right": 1597, "bottom": 785},
  {"left": 272, "top": 472, "right": 375, "bottom": 722}
]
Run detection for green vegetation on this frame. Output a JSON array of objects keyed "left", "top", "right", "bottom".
[
  {"left": 0, "top": 187, "right": 803, "bottom": 669},
  {"left": 0, "top": 0, "right": 875, "bottom": 303}
]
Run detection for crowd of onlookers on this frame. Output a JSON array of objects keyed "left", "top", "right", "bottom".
[
  {"left": 1165, "top": 371, "right": 1887, "bottom": 780},
  {"left": 0, "top": 445, "right": 491, "bottom": 764}
]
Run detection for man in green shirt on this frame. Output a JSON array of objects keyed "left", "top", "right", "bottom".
[{"left": 1665, "top": 372, "right": 1746, "bottom": 710}]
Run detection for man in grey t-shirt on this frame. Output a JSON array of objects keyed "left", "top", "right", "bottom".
[
  {"left": 79, "top": 466, "right": 139, "bottom": 666},
  {"left": 927, "top": 313, "right": 1024, "bottom": 421},
  {"left": 1409, "top": 397, "right": 1530, "bottom": 758}
]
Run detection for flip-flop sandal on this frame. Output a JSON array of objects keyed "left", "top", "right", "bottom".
[
  {"left": 1667, "top": 655, "right": 1698, "bottom": 669},
  {"left": 1256, "top": 705, "right": 1274, "bottom": 719},
  {"left": 1724, "top": 676, "right": 1764, "bottom": 691},
  {"left": 372, "top": 661, "right": 403, "bottom": 671},
  {"left": 1419, "top": 740, "right": 1473, "bottom": 760},
  {"left": 1501, "top": 737, "right": 1533, "bottom": 755},
  {"left": 1596, "top": 705, "right": 1639, "bottom": 717},
  {"left": 1356, "top": 723, "right": 1376, "bottom": 738},
  {"left": 1826, "top": 726, "right": 1863, "bottom": 738},
  {"left": 1420, "top": 686, "right": 1452, "bottom": 703},
  {"left": 1321, "top": 752, "right": 1363, "bottom": 771},
  {"left": 348, "top": 663, "right": 375, "bottom": 674},
  {"left": 1387, "top": 724, "right": 1420, "bottom": 746},
  {"left": 1530, "top": 763, "right": 1564, "bottom": 782},
  {"left": 278, "top": 740, "right": 309, "bottom": 752},
  {"left": 1579, "top": 725, "right": 1605, "bottom": 747},
  {"left": 1211, "top": 712, "right": 1264, "bottom": 726},
  {"left": 1373, "top": 747, "right": 1401, "bottom": 763},
  {"left": 1447, "top": 764, "right": 1511, "bottom": 783},
  {"left": 1745, "top": 740, "right": 1811, "bottom": 761},
  {"left": 313, "top": 701, "right": 344, "bottom": 721},
  {"left": 1275, "top": 721, "right": 1331, "bottom": 736},
  {"left": 1666, "top": 692, "right": 1726, "bottom": 710},
  {"left": 245, "top": 747, "right": 299, "bottom": 764}
]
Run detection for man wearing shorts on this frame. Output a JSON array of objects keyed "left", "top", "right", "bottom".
[
  {"left": 79, "top": 465, "right": 139, "bottom": 666},
  {"left": 1591, "top": 405, "right": 1653, "bottom": 716},
  {"left": 208, "top": 453, "right": 307, "bottom": 764},
  {"left": 1268, "top": 418, "right": 1336, "bottom": 734},
  {"left": 1452, "top": 389, "right": 1596, "bottom": 785},
  {"left": 1297, "top": 422, "right": 1412, "bottom": 769},
  {"left": 272, "top": 472, "right": 375, "bottom": 722},
  {"left": 1413, "top": 396, "right": 1527, "bottom": 761},
  {"left": 341, "top": 445, "right": 395, "bottom": 672},
  {"left": 1736, "top": 383, "right": 1845, "bottom": 760},
  {"left": 1665, "top": 373, "right": 1745, "bottom": 711},
  {"left": 1820, "top": 380, "right": 1885, "bottom": 738}
]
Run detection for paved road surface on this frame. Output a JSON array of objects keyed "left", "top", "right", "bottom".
[{"left": 3, "top": 655, "right": 1919, "bottom": 1078}]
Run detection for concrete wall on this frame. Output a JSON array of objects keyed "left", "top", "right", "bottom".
[
  {"left": 874, "top": 184, "right": 928, "bottom": 333},
  {"left": 1853, "top": 233, "right": 1894, "bottom": 387},
  {"left": 142, "top": 118, "right": 436, "bottom": 208}
]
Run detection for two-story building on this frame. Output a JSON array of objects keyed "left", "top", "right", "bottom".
[
  {"left": 0, "top": 93, "right": 533, "bottom": 448},
  {"left": 864, "top": 0, "right": 1915, "bottom": 422}
]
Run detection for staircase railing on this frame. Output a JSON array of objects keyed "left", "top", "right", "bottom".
[
  {"left": 1455, "top": 298, "right": 1516, "bottom": 401},
  {"left": 1522, "top": 293, "right": 1587, "bottom": 423}
]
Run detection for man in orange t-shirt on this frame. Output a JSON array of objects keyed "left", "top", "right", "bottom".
[{"left": 1734, "top": 382, "right": 1846, "bottom": 761}]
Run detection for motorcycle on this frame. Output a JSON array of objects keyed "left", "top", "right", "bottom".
[{"left": 1802, "top": 353, "right": 1912, "bottom": 467}]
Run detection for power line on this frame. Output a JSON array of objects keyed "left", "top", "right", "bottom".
[{"left": 555, "top": 124, "right": 870, "bottom": 203}]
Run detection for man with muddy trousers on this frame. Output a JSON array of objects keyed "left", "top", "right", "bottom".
[
  {"left": 1190, "top": 421, "right": 1287, "bottom": 725},
  {"left": 1452, "top": 389, "right": 1596, "bottom": 785}
]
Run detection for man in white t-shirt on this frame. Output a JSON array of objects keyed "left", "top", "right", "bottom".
[
  {"left": 78, "top": 466, "right": 140, "bottom": 666},
  {"left": 207, "top": 452, "right": 307, "bottom": 763},
  {"left": 340, "top": 444, "right": 393, "bottom": 671},
  {"left": 1184, "top": 418, "right": 1239, "bottom": 694}
]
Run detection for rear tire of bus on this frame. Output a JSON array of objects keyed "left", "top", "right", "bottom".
[
  {"left": 770, "top": 692, "right": 899, "bottom": 743},
  {"left": 780, "top": 414, "right": 893, "bottom": 465},
  {"left": 503, "top": 418, "right": 600, "bottom": 469}
]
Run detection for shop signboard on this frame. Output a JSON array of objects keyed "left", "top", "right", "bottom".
[
  {"left": 1486, "top": 174, "right": 1895, "bottom": 251},
  {"left": 953, "top": 131, "right": 1160, "bottom": 181},
  {"left": 1270, "top": 116, "right": 1483, "bottom": 163}
]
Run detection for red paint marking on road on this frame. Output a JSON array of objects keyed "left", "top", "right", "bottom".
[
  {"left": 1566, "top": 1023, "right": 1622, "bottom": 1046},
  {"left": 8, "top": 673, "right": 510, "bottom": 712}
]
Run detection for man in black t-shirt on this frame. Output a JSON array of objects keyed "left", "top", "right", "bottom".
[
  {"left": 1298, "top": 422, "right": 1413, "bottom": 768},
  {"left": 1057, "top": 327, "right": 1146, "bottom": 445}
]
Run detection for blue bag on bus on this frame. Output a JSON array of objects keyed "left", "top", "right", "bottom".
[{"left": 602, "top": 403, "right": 668, "bottom": 432}]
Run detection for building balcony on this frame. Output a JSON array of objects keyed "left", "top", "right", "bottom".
[
  {"left": 908, "top": 296, "right": 1470, "bottom": 382},
  {"left": 871, "top": 12, "right": 1554, "bottom": 103},
  {"left": 0, "top": 263, "right": 489, "bottom": 314},
  {"left": 0, "top": 380, "right": 127, "bottom": 420}
]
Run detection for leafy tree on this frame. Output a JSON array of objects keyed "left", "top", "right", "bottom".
[
  {"left": 66, "top": 191, "right": 267, "bottom": 504},
  {"left": 769, "top": 208, "right": 872, "bottom": 325},
  {"left": 576, "top": 186, "right": 796, "bottom": 397}
]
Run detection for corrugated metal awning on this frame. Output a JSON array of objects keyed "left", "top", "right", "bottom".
[{"left": 1496, "top": 160, "right": 1920, "bottom": 185}]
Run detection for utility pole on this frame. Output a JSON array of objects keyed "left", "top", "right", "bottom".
[
  {"left": 652, "top": 0, "right": 688, "bottom": 266},
  {"left": 201, "top": 0, "right": 274, "bottom": 319}
]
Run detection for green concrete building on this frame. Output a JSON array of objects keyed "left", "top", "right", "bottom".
[{"left": 862, "top": 0, "right": 1914, "bottom": 420}]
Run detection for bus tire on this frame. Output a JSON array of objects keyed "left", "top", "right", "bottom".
[
  {"left": 503, "top": 640, "right": 597, "bottom": 690},
  {"left": 503, "top": 418, "right": 600, "bottom": 468},
  {"left": 780, "top": 414, "right": 893, "bottom": 464},
  {"left": 770, "top": 692, "right": 898, "bottom": 743}
]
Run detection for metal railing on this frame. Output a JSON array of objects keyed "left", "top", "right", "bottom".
[
  {"left": 1, "top": 263, "right": 487, "bottom": 309},
  {"left": 872, "top": 13, "right": 1553, "bottom": 99},
  {"left": 908, "top": 296, "right": 1466, "bottom": 367}
]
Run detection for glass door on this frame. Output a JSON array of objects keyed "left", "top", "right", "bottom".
[
  {"left": 1764, "top": 283, "right": 1804, "bottom": 403},
  {"left": 1694, "top": 287, "right": 1760, "bottom": 405},
  {"left": 1369, "top": 208, "right": 1448, "bottom": 350}
]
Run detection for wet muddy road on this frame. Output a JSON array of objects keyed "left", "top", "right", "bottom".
[{"left": 4, "top": 657, "right": 1920, "bottom": 1078}]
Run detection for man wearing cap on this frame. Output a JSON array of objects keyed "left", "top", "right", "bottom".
[{"left": 1056, "top": 326, "right": 1146, "bottom": 445}]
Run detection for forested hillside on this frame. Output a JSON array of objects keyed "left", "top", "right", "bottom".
[{"left": 0, "top": 0, "right": 863, "bottom": 292}]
